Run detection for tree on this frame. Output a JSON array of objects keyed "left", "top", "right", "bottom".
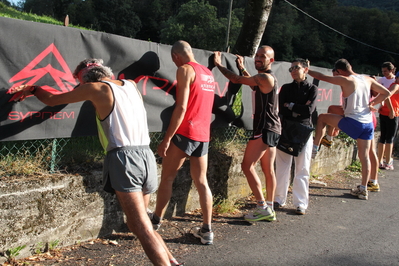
[
  {"left": 160, "top": 0, "right": 242, "bottom": 51},
  {"left": 233, "top": 0, "right": 274, "bottom": 57},
  {"left": 92, "top": 0, "right": 141, "bottom": 38}
]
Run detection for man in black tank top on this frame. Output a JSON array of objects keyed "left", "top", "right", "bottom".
[{"left": 214, "top": 46, "right": 281, "bottom": 222}]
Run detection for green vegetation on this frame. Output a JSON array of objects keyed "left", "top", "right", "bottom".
[
  {"left": 5, "top": 245, "right": 26, "bottom": 263},
  {"left": 48, "top": 240, "right": 60, "bottom": 251},
  {"left": 3, "top": 0, "right": 399, "bottom": 72},
  {"left": 0, "top": 2, "right": 87, "bottom": 29},
  {"left": 213, "top": 197, "right": 243, "bottom": 214},
  {"left": 336, "top": 131, "right": 357, "bottom": 146},
  {"left": 345, "top": 160, "right": 362, "bottom": 172},
  {"left": 338, "top": 0, "right": 399, "bottom": 11}
]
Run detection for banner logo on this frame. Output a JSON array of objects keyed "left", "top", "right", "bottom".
[{"left": 7, "top": 43, "right": 77, "bottom": 101}]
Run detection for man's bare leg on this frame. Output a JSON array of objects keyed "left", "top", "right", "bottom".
[
  {"left": 115, "top": 191, "right": 171, "bottom": 266},
  {"left": 357, "top": 139, "right": 372, "bottom": 187},
  {"left": 241, "top": 137, "right": 267, "bottom": 202},
  {"left": 190, "top": 154, "right": 213, "bottom": 226},
  {"left": 154, "top": 142, "right": 186, "bottom": 219},
  {"left": 313, "top": 113, "right": 343, "bottom": 146},
  {"left": 260, "top": 146, "right": 277, "bottom": 203}
]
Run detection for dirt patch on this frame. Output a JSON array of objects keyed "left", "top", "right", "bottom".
[{"left": 0, "top": 166, "right": 373, "bottom": 266}]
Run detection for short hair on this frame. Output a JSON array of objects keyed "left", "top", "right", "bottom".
[
  {"left": 258, "top": 45, "right": 275, "bottom": 59},
  {"left": 292, "top": 58, "right": 309, "bottom": 68},
  {"left": 334, "top": 58, "right": 351, "bottom": 71},
  {"left": 171, "top": 40, "right": 192, "bottom": 56},
  {"left": 73, "top": 59, "right": 113, "bottom": 82},
  {"left": 381, "top": 61, "right": 395, "bottom": 71}
]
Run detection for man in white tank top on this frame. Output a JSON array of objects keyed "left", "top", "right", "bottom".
[
  {"left": 9, "top": 59, "right": 183, "bottom": 266},
  {"left": 308, "top": 59, "right": 390, "bottom": 200}
]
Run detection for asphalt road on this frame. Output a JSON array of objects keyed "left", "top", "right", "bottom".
[
  {"left": 12, "top": 160, "right": 398, "bottom": 266},
  {"left": 182, "top": 160, "right": 399, "bottom": 266}
]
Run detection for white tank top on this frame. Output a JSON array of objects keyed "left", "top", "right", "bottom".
[
  {"left": 343, "top": 75, "right": 372, "bottom": 123},
  {"left": 97, "top": 80, "right": 150, "bottom": 152}
]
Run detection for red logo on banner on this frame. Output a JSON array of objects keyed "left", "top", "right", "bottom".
[{"left": 7, "top": 43, "right": 77, "bottom": 101}]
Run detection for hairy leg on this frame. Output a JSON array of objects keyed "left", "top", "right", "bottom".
[
  {"left": 190, "top": 154, "right": 213, "bottom": 225},
  {"left": 241, "top": 138, "right": 267, "bottom": 202},
  {"left": 155, "top": 142, "right": 186, "bottom": 218},
  {"left": 259, "top": 146, "right": 277, "bottom": 203},
  {"left": 357, "top": 139, "right": 372, "bottom": 186},
  {"left": 115, "top": 191, "right": 171, "bottom": 266}
]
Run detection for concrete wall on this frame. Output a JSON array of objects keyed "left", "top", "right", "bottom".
[{"left": 0, "top": 139, "right": 354, "bottom": 262}]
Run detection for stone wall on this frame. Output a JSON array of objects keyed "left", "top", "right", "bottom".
[{"left": 0, "top": 139, "right": 354, "bottom": 262}]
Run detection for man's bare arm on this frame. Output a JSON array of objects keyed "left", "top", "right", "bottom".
[
  {"left": 308, "top": 69, "right": 351, "bottom": 87},
  {"left": 157, "top": 65, "right": 192, "bottom": 157},
  {"left": 214, "top": 51, "right": 274, "bottom": 93},
  {"left": 369, "top": 78, "right": 391, "bottom": 108}
]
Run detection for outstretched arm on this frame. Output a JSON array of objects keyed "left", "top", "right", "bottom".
[{"left": 214, "top": 51, "right": 274, "bottom": 94}]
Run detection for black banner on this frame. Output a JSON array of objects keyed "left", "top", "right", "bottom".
[{"left": 0, "top": 17, "right": 341, "bottom": 141}]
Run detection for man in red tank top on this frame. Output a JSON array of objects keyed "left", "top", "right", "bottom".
[{"left": 151, "top": 40, "right": 215, "bottom": 245}]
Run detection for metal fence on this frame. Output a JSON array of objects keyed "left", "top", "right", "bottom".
[
  {"left": 0, "top": 127, "right": 252, "bottom": 176},
  {"left": 0, "top": 89, "right": 247, "bottom": 175}
]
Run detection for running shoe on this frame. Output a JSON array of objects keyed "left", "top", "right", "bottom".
[
  {"left": 171, "top": 262, "right": 185, "bottom": 266},
  {"left": 367, "top": 181, "right": 380, "bottom": 192},
  {"left": 320, "top": 136, "right": 333, "bottom": 148},
  {"left": 350, "top": 186, "right": 368, "bottom": 200},
  {"left": 385, "top": 160, "right": 394, "bottom": 170},
  {"left": 295, "top": 207, "right": 306, "bottom": 215},
  {"left": 311, "top": 147, "right": 318, "bottom": 159},
  {"left": 147, "top": 209, "right": 161, "bottom": 231},
  {"left": 193, "top": 227, "right": 214, "bottom": 245},
  {"left": 244, "top": 206, "right": 276, "bottom": 222}
]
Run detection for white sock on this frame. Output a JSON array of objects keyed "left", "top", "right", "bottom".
[
  {"left": 266, "top": 201, "right": 273, "bottom": 211},
  {"left": 326, "top": 135, "right": 333, "bottom": 141}
]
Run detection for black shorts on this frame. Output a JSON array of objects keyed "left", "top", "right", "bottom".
[
  {"left": 261, "top": 129, "right": 280, "bottom": 147},
  {"left": 172, "top": 134, "right": 209, "bottom": 157}
]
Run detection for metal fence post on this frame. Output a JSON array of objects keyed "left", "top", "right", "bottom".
[{"left": 50, "top": 138, "right": 57, "bottom": 173}]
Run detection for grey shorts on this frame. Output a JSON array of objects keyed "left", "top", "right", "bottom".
[
  {"left": 103, "top": 146, "right": 158, "bottom": 194},
  {"left": 172, "top": 134, "right": 209, "bottom": 157}
]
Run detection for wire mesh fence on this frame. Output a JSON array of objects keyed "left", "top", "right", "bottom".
[
  {"left": 0, "top": 127, "right": 252, "bottom": 176},
  {"left": 1, "top": 88, "right": 247, "bottom": 175}
]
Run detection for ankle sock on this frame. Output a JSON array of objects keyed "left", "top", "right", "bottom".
[
  {"left": 266, "top": 201, "right": 273, "bottom": 211},
  {"left": 201, "top": 224, "right": 211, "bottom": 233},
  {"left": 170, "top": 258, "right": 179, "bottom": 265},
  {"left": 370, "top": 179, "right": 378, "bottom": 185},
  {"left": 313, "top": 144, "right": 318, "bottom": 151},
  {"left": 359, "top": 185, "right": 366, "bottom": 191},
  {"left": 151, "top": 213, "right": 160, "bottom": 224},
  {"left": 326, "top": 135, "right": 333, "bottom": 141}
]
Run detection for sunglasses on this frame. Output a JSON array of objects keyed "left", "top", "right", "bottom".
[{"left": 288, "top": 65, "right": 301, "bottom": 73}]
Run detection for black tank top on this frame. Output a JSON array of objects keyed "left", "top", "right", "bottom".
[{"left": 252, "top": 70, "right": 281, "bottom": 137}]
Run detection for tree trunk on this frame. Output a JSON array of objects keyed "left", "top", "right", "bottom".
[{"left": 233, "top": 0, "right": 274, "bottom": 57}]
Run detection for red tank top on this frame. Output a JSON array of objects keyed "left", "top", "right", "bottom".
[
  {"left": 380, "top": 83, "right": 399, "bottom": 117},
  {"left": 176, "top": 62, "right": 215, "bottom": 142}
]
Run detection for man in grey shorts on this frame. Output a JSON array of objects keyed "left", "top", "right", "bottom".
[{"left": 9, "top": 58, "right": 183, "bottom": 266}]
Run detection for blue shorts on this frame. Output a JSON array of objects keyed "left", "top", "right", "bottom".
[
  {"left": 103, "top": 146, "right": 158, "bottom": 194},
  {"left": 338, "top": 117, "right": 374, "bottom": 140},
  {"left": 172, "top": 134, "right": 209, "bottom": 157}
]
